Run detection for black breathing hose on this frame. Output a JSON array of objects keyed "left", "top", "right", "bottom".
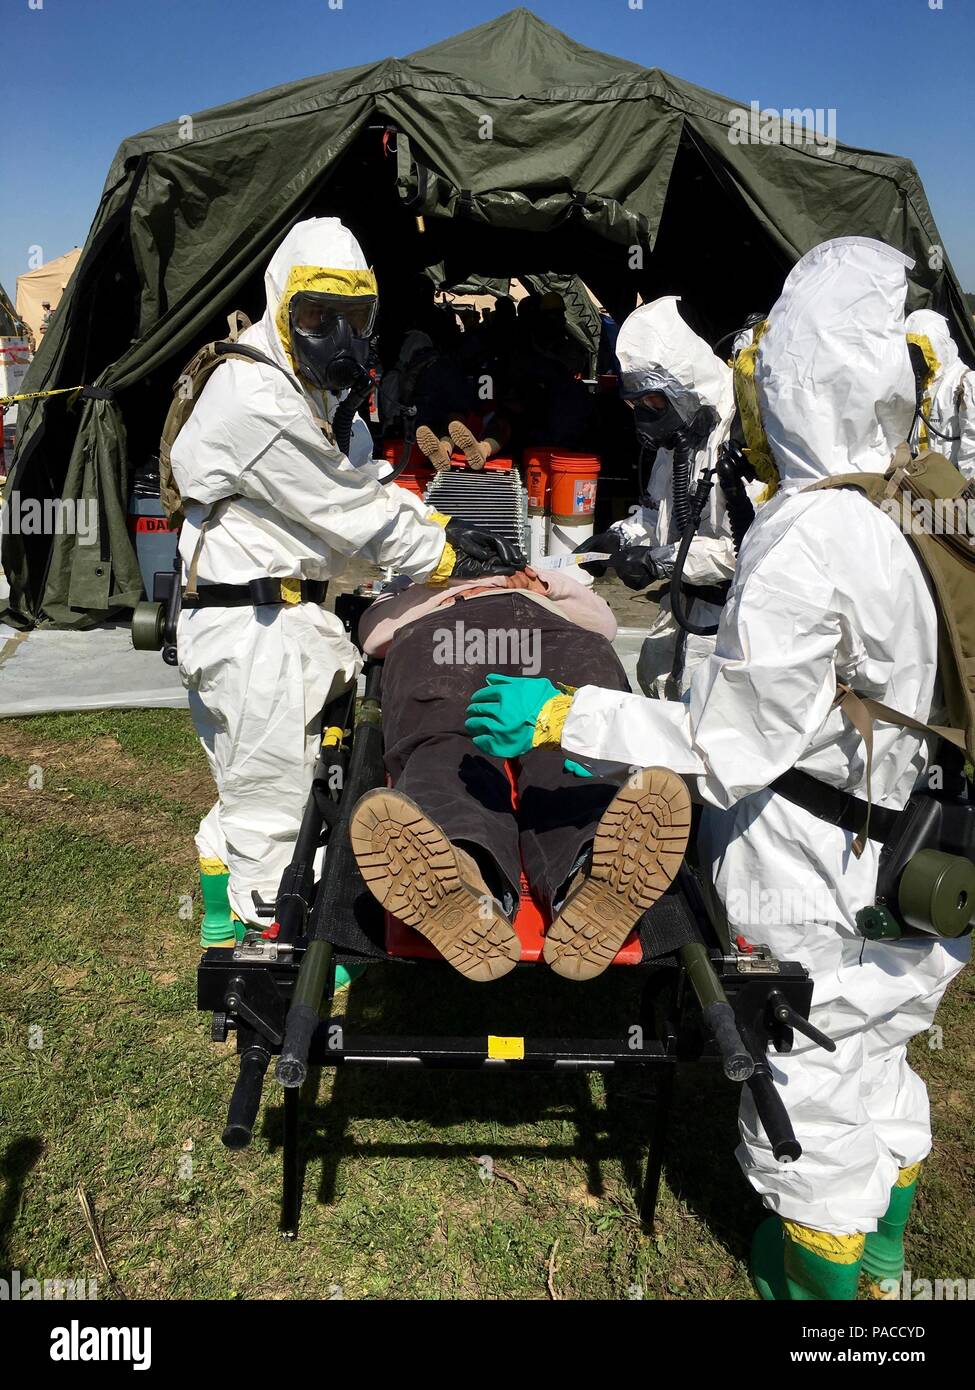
[
  {"left": 332, "top": 370, "right": 374, "bottom": 458},
  {"left": 670, "top": 430, "right": 694, "bottom": 537},
  {"left": 916, "top": 409, "right": 962, "bottom": 445},
  {"left": 669, "top": 466, "right": 720, "bottom": 638},
  {"left": 382, "top": 413, "right": 419, "bottom": 485},
  {"left": 716, "top": 442, "right": 756, "bottom": 556}
]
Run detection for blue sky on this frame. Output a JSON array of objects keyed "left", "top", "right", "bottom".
[{"left": 2, "top": 0, "right": 973, "bottom": 301}]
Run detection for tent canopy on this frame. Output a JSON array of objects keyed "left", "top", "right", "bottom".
[
  {"left": 0, "top": 281, "right": 26, "bottom": 338},
  {"left": 5, "top": 6, "right": 972, "bottom": 628},
  {"left": 15, "top": 248, "right": 82, "bottom": 347}
]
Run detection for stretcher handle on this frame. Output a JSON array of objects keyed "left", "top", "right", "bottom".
[
  {"left": 746, "top": 1063, "right": 802, "bottom": 1164},
  {"left": 276, "top": 940, "right": 334, "bottom": 1089},
  {"left": 680, "top": 942, "right": 753, "bottom": 1081},
  {"left": 222, "top": 1043, "right": 272, "bottom": 1150}
]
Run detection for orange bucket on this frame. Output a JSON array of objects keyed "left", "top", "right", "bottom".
[
  {"left": 549, "top": 450, "right": 600, "bottom": 518},
  {"left": 524, "top": 446, "right": 553, "bottom": 511}
]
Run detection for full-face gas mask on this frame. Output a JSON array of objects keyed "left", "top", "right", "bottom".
[
  {"left": 621, "top": 367, "right": 717, "bottom": 536},
  {"left": 632, "top": 397, "right": 688, "bottom": 452},
  {"left": 288, "top": 289, "right": 378, "bottom": 394},
  {"left": 621, "top": 365, "right": 701, "bottom": 450}
]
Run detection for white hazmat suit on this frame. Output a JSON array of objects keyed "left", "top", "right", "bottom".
[
  {"left": 172, "top": 219, "right": 449, "bottom": 925},
  {"left": 561, "top": 238, "right": 970, "bottom": 1234},
  {"left": 905, "top": 308, "right": 975, "bottom": 479},
  {"left": 610, "top": 298, "right": 738, "bottom": 696}
]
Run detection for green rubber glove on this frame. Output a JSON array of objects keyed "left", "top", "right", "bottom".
[
  {"left": 466, "top": 674, "right": 560, "bottom": 758},
  {"left": 564, "top": 759, "right": 594, "bottom": 778}
]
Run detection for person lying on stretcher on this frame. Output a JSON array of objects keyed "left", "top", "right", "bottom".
[{"left": 350, "top": 566, "right": 691, "bottom": 982}]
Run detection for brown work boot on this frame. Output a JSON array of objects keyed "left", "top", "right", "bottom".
[
  {"left": 415, "top": 425, "right": 452, "bottom": 470},
  {"left": 350, "top": 788, "right": 520, "bottom": 982},
  {"left": 543, "top": 767, "right": 691, "bottom": 981},
  {"left": 448, "top": 420, "right": 497, "bottom": 471}
]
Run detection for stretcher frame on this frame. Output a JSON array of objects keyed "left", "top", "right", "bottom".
[{"left": 196, "top": 594, "right": 816, "bottom": 1238}]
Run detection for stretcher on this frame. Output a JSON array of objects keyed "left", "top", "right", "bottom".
[{"left": 196, "top": 593, "right": 829, "bottom": 1237}]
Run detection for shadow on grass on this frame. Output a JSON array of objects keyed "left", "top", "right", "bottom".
[
  {"left": 0, "top": 1135, "right": 45, "bottom": 1279},
  {"left": 251, "top": 963, "right": 762, "bottom": 1257}
]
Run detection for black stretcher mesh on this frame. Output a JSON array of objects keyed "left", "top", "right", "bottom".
[{"left": 636, "top": 886, "right": 703, "bottom": 961}]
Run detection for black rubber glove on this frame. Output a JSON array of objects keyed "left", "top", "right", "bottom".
[
  {"left": 610, "top": 545, "right": 660, "bottom": 590},
  {"left": 574, "top": 529, "right": 622, "bottom": 577},
  {"left": 445, "top": 518, "right": 525, "bottom": 578}
]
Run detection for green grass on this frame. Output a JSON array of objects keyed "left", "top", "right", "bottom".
[{"left": 0, "top": 710, "right": 972, "bottom": 1300}]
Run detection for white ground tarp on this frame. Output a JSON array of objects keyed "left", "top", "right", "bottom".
[
  {"left": 0, "top": 571, "right": 187, "bottom": 717},
  {"left": 0, "top": 584, "right": 650, "bottom": 720}
]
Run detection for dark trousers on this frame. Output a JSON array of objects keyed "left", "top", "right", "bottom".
[{"left": 380, "top": 593, "right": 631, "bottom": 914}]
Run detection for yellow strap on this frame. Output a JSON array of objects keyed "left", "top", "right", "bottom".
[
  {"left": 487, "top": 1035, "right": 525, "bottom": 1060},
  {"left": 428, "top": 511, "right": 452, "bottom": 527},
  {"left": 532, "top": 693, "right": 574, "bottom": 748},
  {"left": 428, "top": 538, "right": 456, "bottom": 587},
  {"left": 280, "top": 578, "right": 302, "bottom": 605},
  {"left": 322, "top": 725, "right": 345, "bottom": 749},
  {"left": 897, "top": 1161, "right": 923, "bottom": 1188},
  {"left": 199, "top": 855, "right": 229, "bottom": 875},
  {"left": 783, "top": 1221, "right": 865, "bottom": 1264},
  {"left": 732, "top": 319, "right": 780, "bottom": 501}
]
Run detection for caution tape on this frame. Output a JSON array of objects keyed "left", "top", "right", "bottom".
[{"left": 0, "top": 384, "right": 85, "bottom": 408}]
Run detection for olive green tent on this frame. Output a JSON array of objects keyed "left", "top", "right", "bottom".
[
  {"left": 436, "top": 271, "right": 601, "bottom": 373},
  {"left": 5, "top": 7, "right": 972, "bottom": 628}
]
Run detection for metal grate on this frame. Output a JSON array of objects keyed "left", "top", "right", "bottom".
[{"left": 423, "top": 467, "right": 529, "bottom": 555}]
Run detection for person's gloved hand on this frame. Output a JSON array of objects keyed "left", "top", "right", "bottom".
[
  {"left": 445, "top": 518, "right": 525, "bottom": 578},
  {"left": 465, "top": 674, "right": 575, "bottom": 758},
  {"left": 609, "top": 545, "right": 660, "bottom": 591},
  {"left": 574, "top": 529, "right": 622, "bottom": 577}
]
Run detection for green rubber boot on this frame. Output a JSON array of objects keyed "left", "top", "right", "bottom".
[
  {"left": 333, "top": 963, "right": 367, "bottom": 992},
  {"left": 862, "top": 1165, "right": 921, "bottom": 1288},
  {"left": 751, "top": 1216, "right": 864, "bottom": 1300},
  {"left": 199, "top": 858, "right": 243, "bottom": 948}
]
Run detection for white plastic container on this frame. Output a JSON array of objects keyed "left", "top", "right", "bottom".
[
  {"left": 528, "top": 509, "right": 549, "bottom": 565},
  {"left": 546, "top": 513, "right": 595, "bottom": 586},
  {"left": 0, "top": 339, "right": 31, "bottom": 419}
]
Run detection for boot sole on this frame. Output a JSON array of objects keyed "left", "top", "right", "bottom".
[
  {"left": 415, "top": 425, "right": 450, "bottom": 470},
  {"left": 447, "top": 421, "right": 486, "bottom": 470},
  {"left": 543, "top": 767, "right": 691, "bottom": 981},
  {"left": 350, "top": 789, "right": 520, "bottom": 982}
]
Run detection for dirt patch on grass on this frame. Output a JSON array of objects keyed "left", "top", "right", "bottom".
[
  {"left": 0, "top": 726, "right": 213, "bottom": 814},
  {"left": 0, "top": 771, "right": 197, "bottom": 869}
]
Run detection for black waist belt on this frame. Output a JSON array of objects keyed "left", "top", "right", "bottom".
[
  {"left": 680, "top": 582, "right": 730, "bottom": 608},
  {"left": 183, "top": 578, "right": 329, "bottom": 609},
  {"left": 770, "top": 768, "right": 899, "bottom": 844}
]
